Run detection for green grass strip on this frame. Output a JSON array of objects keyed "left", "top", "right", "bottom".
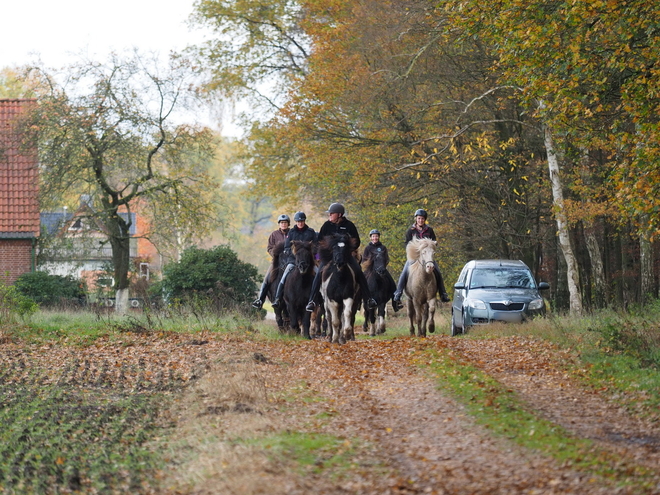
[
  {"left": 244, "top": 431, "right": 358, "bottom": 477},
  {"left": 421, "top": 346, "right": 656, "bottom": 491}
]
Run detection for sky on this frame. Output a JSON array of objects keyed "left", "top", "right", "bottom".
[{"left": 0, "top": 0, "right": 242, "bottom": 135}]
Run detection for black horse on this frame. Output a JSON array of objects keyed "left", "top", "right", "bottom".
[
  {"left": 268, "top": 242, "right": 290, "bottom": 331},
  {"left": 282, "top": 240, "right": 316, "bottom": 339},
  {"left": 318, "top": 234, "right": 361, "bottom": 344},
  {"left": 362, "top": 249, "right": 396, "bottom": 336}
]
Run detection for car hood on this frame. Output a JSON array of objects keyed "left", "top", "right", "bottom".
[{"left": 465, "top": 287, "right": 542, "bottom": 302}]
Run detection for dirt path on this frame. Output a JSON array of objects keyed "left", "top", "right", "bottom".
[{"left": 165, "top": 329, "right": 660, "bottom": 494}]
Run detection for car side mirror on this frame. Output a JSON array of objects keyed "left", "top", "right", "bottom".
[
  {"left": 538, "top": 282, "right": 550, "bottom": 290},
  {"left": 454, "top": 283, "right": 465, "bottom": 290}
]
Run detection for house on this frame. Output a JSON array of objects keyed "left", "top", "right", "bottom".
[
  {"left": 0, "top": 99, "right": 39, "bottom": 285},
  {"left": 40, "top": 196, "right": 136, "bottom": 289},
  {"left": 40, "top": 195, "right": 161, "bottom": 295}
]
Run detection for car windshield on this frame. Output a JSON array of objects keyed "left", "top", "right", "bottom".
[{"left": 469, "top": 268, "right": 535, "bottom": 289}]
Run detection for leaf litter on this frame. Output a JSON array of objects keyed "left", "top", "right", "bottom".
[{"left": 2, "top": 330, "right": 660, "bottom": 494}]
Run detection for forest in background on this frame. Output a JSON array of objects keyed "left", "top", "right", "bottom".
[{"left": 190, "top": 0, "right": 660, "bottom": 313}]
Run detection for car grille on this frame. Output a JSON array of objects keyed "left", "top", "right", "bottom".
[{"left": 489, "top": 302, "right": 525, "bottom": 311}]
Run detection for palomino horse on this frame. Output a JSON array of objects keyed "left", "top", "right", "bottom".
[
  {"left": 319, "top": 234, "right": 361, "bottom": 344},
  {"left": 282, "top": 240, "right": 315, "bottom": 339},
  {"left": 404, "top": 238, "right": 438, "bottom": 337},
  {"left": 268, "top": 242, "right": 289, "bottom": 331},
  {"left": 362, "top": 250, "right": 395, "bottom": 336}
]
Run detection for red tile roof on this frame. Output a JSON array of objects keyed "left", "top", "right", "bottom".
[{"left": 0, "top": 99, "right": 39, "bottom": 237}]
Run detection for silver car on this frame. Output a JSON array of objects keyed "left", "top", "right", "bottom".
[{"left": 450, "top": 259, "right": 549, "bottom": 336}]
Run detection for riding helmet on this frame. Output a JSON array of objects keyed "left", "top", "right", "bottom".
[
  {"left": 277, "top": 214, "right": 290, "bottom": 224},
  {"left": 414, "top": 208, "right": 428, "bottom": 219},
  {"left": 327, "top": 202, "right": 345, "bottom": 215},
  {"left": 369, "top": 229, "right": 381, "bottom": 236},
  {"left": 293, "top": 211, "right": 306, "bottom": 222}
]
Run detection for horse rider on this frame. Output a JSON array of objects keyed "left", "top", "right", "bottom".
[
  {"left": 271, "top": 211, "right": 317, "bottom": 309},
  {"left": 361, "top": 229, "right": 400, "bottom": 311},
  {"left": 305, "top": 202, "right": 377, "bottom": 312},
  {"left": 392, "top": 208, "right": 450, "bottom": 310},
  {"left": 252, "top": 214, "right": 291, "bottom": 309}
]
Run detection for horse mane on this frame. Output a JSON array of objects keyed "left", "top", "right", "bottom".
[
  {"left": 271, "top": 241, "right": 285, "bottom": 267},
  {"left": 318, "top": 234, "right": 357, "bottom": 264},
  {"left": 362, "top": 257, "right": 374, "bottom": 274},
  {"left": 406, "top": 237, "right": 437, "bottom": 261}
]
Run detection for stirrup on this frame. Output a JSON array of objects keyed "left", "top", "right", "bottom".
[
  {"left": 392, "top": 299, "right": 403, "bottom": 312},
  {"left": 271, "top": 298, "right": 281, "bottom": 309},
  {"left": 367, "top": 298, "right": 377, "bottom": 309},
  {"left": 251, "top": 299, "right": 263, "bottom": 309},
  {"left": 393, "top": 290, "right": 402, "bottom": 302},
  {"left": 305, "top": 301, "right": 315, "bottom": 312}
]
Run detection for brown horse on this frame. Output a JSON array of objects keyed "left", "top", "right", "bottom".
[
  {"left": 404, "top": 238, "right": 438, "bottom": 337},
  {"left": 282, "top": 240, "right": 316, "bottom": 339}
]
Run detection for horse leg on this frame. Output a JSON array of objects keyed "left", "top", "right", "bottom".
[
  {"left": 275, "top": 307, "right": 285, "bottom": 332},
  {"left": 428, "top": 298, "right": 437, "bottom": 334},
  {"left": 326, "top": 301, "right": 341, "bottom": 344},
  {"left": 377, "top": 303, "right": 386, "bottom": 335},
  {"left": 418, "top": 301, "right": 428, "bottom": 338},
  {"left": 407, "top": 299, "right": 415, "bottom": 336},
  {"left": 301, "top": 310, "right": 312, "bottom": 340},
  {"left": 363, "top": 308, "right": 369, "bottom": 333},
  {"left": 341, "top": 299, "right": 354, "bottom": 344}
]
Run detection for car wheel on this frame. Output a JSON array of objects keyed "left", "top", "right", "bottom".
[
  {"left": 451, "top": 311, "right": 461, "bottom": 337},
  {"left": 461, "top": 313, "right": 469, "bottom": 335}
]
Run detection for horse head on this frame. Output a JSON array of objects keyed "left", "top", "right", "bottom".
[
  {"left": 319, "top": 234, "right": 355, "bottom": 268},
  {"left": 364, "top": 249, "right": 387, "bottom": 276},
  {"left": 407, "top": 238, "right": 437, "bottom": 274},
  {"left": 291, "top": 240, "right": 314, "bottom": 274}
]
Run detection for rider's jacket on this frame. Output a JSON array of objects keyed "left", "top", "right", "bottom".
[
  {"left": 284, "top": 224, "right": 317, "bottom": 251},
  {"left": 362, "top": 241, "right": 390, "bottom": 266},
  {"left": 404, "top": 224, "right": 436, "bottom": 245},
  {"left": 317, "top": 217, "right": 361, "bottom": 249},
  {"left": 267, "top": 228, "right": 290, "bottom": 256}
]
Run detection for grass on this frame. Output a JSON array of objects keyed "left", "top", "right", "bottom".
[
  {"left": 421, "top": 347, "right": 657, "bottom": 491},
  {"left": 463, "top": 308, "right": 660, "bottom": 420},
  {"left": 0, "top": 379, "right": 170, "bottom": 493},
  {"left": 245, "top": 432, "right": 357, "bottom": 476},
  {"left": 2, "top": 301, "right": 660, "bottom": 492}
]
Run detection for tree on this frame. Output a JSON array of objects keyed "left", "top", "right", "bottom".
[{"left": 25, "top": 53, "right": 220, "bottom": 313}]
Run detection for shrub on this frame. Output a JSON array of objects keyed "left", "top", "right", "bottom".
[
  {"left": 156, "top": 245, "right": 260, "bottom": 309},
  {"left": 14, "top": 271, "right": 86, "bottom": 307},
  {"left": 0, "top": 282, "right": 38, "bottom": 323}
]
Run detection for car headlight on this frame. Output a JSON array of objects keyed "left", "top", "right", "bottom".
[
  {"left": 528, "top": 298, "right": 544, "bottom": 310},
  {"left": 467, "top": 299, "right": 487, "bottom": 310}
]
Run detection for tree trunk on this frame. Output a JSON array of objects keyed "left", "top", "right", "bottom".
[
  {"left": 544, "top": 125, "right": 583, "bottom": 315},
  {"left": 639, "top": 217, "right": 654, "bottom": 303},
  {"left": 583, "top": 220, "right": 607, "bottom": 308},
  {"left": 109, "top": 227, "right": 132, "bottom": 315}
]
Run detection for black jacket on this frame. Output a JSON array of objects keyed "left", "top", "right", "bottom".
[
  {"left": 318, "top": 217, "right": 361, "bottom": 249},
  {"left": 362, "top": 241, "right": 390, "bottom": 266},
  {"left": 284, "top": 224, "right": 317, "bottom": 250}
]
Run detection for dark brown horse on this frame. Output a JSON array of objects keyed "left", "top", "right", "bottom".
[
  {"left": 362, "top": 249, "right": 395, "bottom": 336},
  {"left": 268, "top": 242, "right": 289, "bottom": 331},
  {"left": 282, "top": 240, "right": 316, "bottom": 339}
]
